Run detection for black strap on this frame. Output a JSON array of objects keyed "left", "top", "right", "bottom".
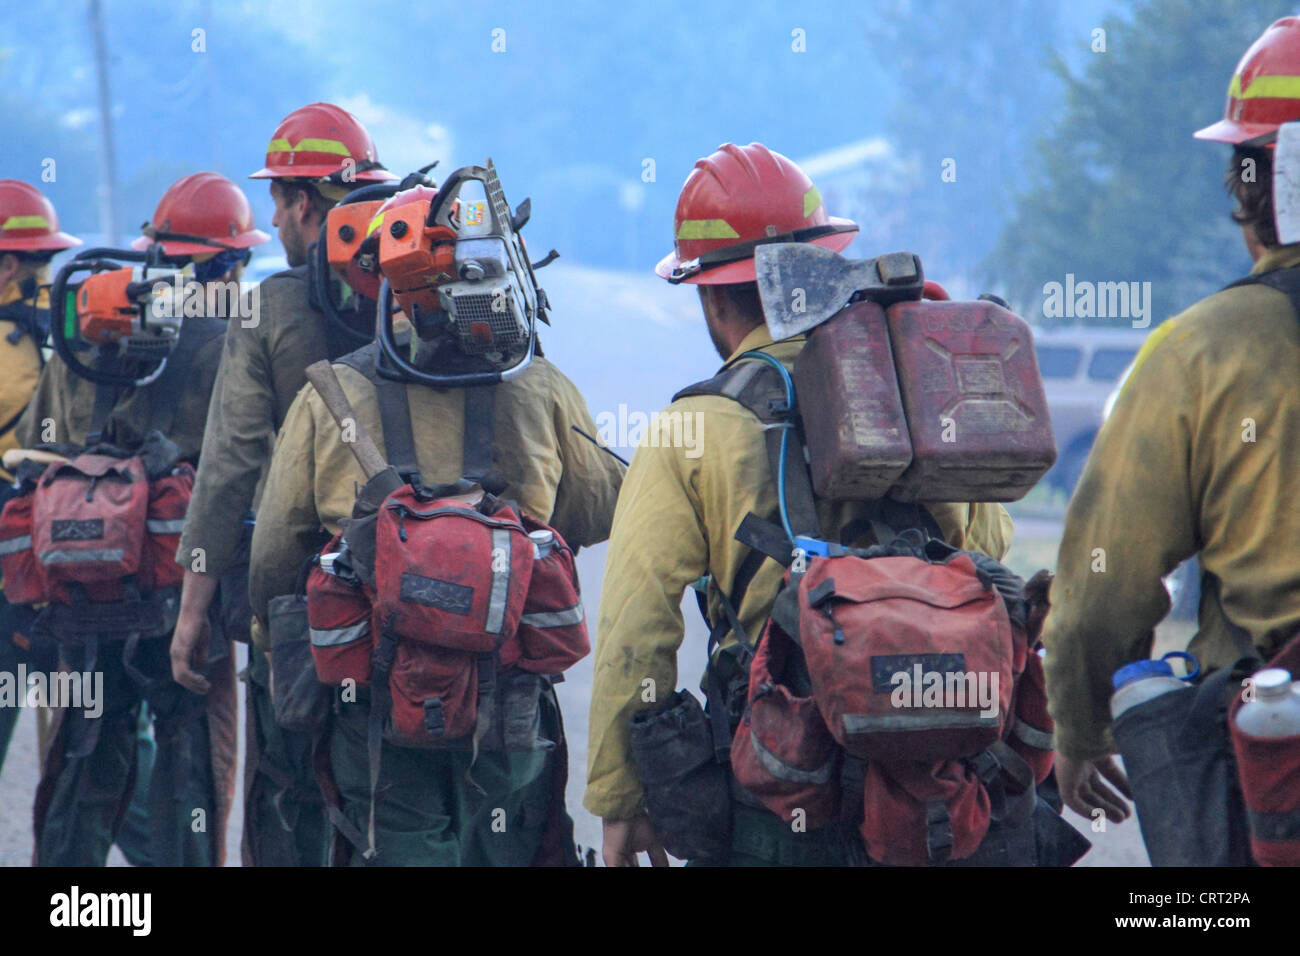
[
  {"left": 146, "top": 315, "right": 225, "bottom": 438},
  {"left": 87, "top": 353, "right": 123, "bottom": 446},
  {"left": 462, "top": 386, "right": 496, "bottom": 482},
  {"left": 1222, "top": 265, "right": 1300, "bottom": 313},
  {"left": 338, "top": 342, "right": 499, "bottom": 486},
  {"left": 374, "top": 377, "right": 419, "bottom": 484},
  {"left": 362, "top": 627, "right": 398, "bottom": 861}
]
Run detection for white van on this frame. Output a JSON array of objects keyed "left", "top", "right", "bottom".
[{"left": 1032, "top": 326, "right": 1149, "bottom": 492}]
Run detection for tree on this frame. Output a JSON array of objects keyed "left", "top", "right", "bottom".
[{"left": 988, "top": 0, "right": 1295, "bottom": 326}]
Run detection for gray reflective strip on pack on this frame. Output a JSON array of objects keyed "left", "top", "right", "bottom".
[
  {"left": 0, "top": 535, "right": 31, "bottom": 555},
  {"left": 146, "top": 519, "right": 187, "bottom": 535},
  {"left": 310, "top": 620, "right": 370, "bottom": 648},
  {"left": 842, "top": 711, "right": 998, "bottom": 733},
  {"left": 485, "top": 528, "right": 511, "bottom": 635},
  {"left": 1247, "top": 806, "right": 1300, "bottom": 843},
  {"left": 39, "top": 548, "right": 126, "bottom": 565},
  {"left": 519, "top": 604, "right": 584, "bottom": 629},
  {"left": 1013, "top": 717, "right": 1054, "bottom": 751},
  {"left": 750, "top": 728, "right": 835, "bottom": 786}
]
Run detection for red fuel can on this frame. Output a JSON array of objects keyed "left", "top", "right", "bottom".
[
  {"left": 884, "top": 298, "right": 1056, "bottom": 502},
  {"left": 793, "top": 301, "right": 912, "bottom": 500}
]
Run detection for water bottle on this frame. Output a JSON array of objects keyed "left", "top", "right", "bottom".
[
  {"left": 529, "top": 529, "right": 555, "bottom": 559},
  {"left": 1110, "top": 651, "right": 1200, "bottom": 720},
  {"left": 1235, "top": 668, "right": 1300, "bottom": 738}
]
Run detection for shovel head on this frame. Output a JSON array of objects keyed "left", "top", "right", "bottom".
[{"left": 756, "top": 242, "right": 924, "bottom": 339}]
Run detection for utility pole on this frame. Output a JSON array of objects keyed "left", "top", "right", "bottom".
[{"left": 89, "top": 0, "right": 119, "bottom": 244}]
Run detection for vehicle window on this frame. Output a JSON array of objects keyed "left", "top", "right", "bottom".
[
  {"left": 1088, "top": 348, "right": 1138, "bottom": 382},
  {"left": 1035, "top": 345, "right": 1082, "bottom": 378}
]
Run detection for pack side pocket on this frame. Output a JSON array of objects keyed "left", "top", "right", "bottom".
[
  {"left": 306, "top": 541, "right": 373, "bottom": 687},
  {"left": 629, "top": 689, "right": 732, "bottom": 863},
  {"left": 268, "top": 593, "right": 331, "bottom": 733},
  {"left": 490, "top": 669, "right": 545, "bottom": 751},
  {"left": 385, "top": 642, "right": 478, "bottom": 747},
  {"left": 140, "top": 465, "right": 193, "bottom": 592},
  {"left": 0, "top": 492, "right": 46, "bottom": 605},
  {"left": 730, "top": 623, "right": 839, "bottom": 829}
]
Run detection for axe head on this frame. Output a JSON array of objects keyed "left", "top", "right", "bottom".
[
  {"left": 1275, "top": 121, "right": 1300, "bottom": 245},
  {"left": 755, "top": 242, "right": 924, "bottom": 339}
]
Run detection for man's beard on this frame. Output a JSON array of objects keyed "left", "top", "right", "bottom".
[
  {"left": 281, "top": 220, "right": 307, "bottom": 267},
  {"left": 706, "top": 318, "right": 732, "bottom": 361}
]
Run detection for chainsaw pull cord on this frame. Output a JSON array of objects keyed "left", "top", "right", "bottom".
[{"left": 736, "top": 350, "right": 797, "bottom": 546}]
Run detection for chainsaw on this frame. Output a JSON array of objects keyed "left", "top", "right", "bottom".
[
  {"left": 48, "top": 246, "right": 190, "bottom": 388},
  {"left": 371, "top": 158, "right": 557, "bottom": 387}
]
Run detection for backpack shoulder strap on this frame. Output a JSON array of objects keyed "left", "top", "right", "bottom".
[
  {"left": 0, "top": 300, "right": 49, "bottom": 352},
  {"left": 674, "top": 353, "right": 821, "bottom": 539},
  {"left": 1222, "top": 265, "right": 1300, "bottom": 317},
  {"left": 146, "top": 315, "right": 226, "bottom": 438},
  {"left": 337, "top": 343, "right": 419, "bottom": 483},
  {"left": 336, "top": 342, "right": 499, "bottom": 487}
]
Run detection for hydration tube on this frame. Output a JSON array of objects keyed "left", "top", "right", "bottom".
[{"left": 736, "top": 349, "right": 798, "bottom": 546}]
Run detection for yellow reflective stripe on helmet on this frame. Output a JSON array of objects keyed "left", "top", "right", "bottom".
[
  {"left": 2, "top": 215, "right": 50, "bottom": 231},
  {"left": 803, "top": 185, "right": 823, "bottom": 218},
  {"left": 676, "top": 219, "right": 739, "bottom": 240},
  {"left": 1229, "top": 73, "right": 1300, "bottom": 100},
  {"left": 365, "top": 211, "right": 385, "bottom": 238},
  {"left": 265, "top": 136, "right": 354, "bottom": 157}
]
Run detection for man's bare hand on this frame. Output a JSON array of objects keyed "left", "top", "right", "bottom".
[
  {"left": 170, "top": 608, "right": 211, "bottom": 694},
  {"left": 170, "top": 570, "right": 220, "bottom": 694},
  {"left": 1056, "top": 753, "right": 1133, "bottom": 823},
  {"left": 602, "top": 813, "right": 670, "bottom": 867}
]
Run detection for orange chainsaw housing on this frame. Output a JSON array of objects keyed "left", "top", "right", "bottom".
[
  {"left": 376, "top": 197, "right": 457, "bottom": 315},
  {"left": 76, "top": 268, "right": 139, "bottom": 344},
  {"left": 326, "top": 200, "right": 385, "bottom": 299}
]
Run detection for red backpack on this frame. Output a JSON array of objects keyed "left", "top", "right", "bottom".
[
  {"left": 729, "top": 533, "right": 1052, "bottom": 865},
  {"left": 672, "top": 352, "right": 1067, "bottom": 867},
  {"left": 0, "top": 452, "right": 193, "bottom": 606},
  {"left": 303, "top": 355, "right": 589, "bottom": 861}
]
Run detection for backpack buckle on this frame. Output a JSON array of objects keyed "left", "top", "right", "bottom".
[{"left": 422, "top": 698, "right": 446, "bottom": 738}]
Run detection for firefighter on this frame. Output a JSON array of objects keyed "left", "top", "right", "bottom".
[
  {"left": 0, "top": 180, "right": 79, "bottom": 776},
  {"left": 168, "top": 102, "right": 396, "bottom": 867},
  {"left": 584, "top": 142, "right": 1016, "bottom": 866},
  {"left": 1043, "top": 18, "right": 1300, "bottom": 833},
  {"left": 17, "top": 171, "right": 269, "bottom": 866},
  {"left": 246, "top": 213, "right": 623, "bottom": 864}
]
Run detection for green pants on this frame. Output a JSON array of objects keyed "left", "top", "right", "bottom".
[
  {"left": 705, "top": 804, "right": 851, "bottom": 867},
  {"left": 243, "top": 647, "right": 330, "bottom": 866},
  {"left": 329, "top": 698, "right": 553, "bottom": 866},
  {"left": 35, "top": 634, "right": 216, "bottom": 867},
  {"left": 0, "top": 597, "right": 49, "bottom": 774},
  {"left": 112, "top": 704, "right": 157, "bottom": 867}
]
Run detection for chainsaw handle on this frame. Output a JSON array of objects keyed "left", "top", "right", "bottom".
[
  {"left": 310, "top": 234, "right": 371, "bottom": 346},
  {"left": 48, "top": 258, "right": 159, "bottom": 389},
  {"left": 373, "top": 279, "right": 535, "bottom": 387},
  {"left": 304, "top": 360, "right": 390, "bottom": 480}
]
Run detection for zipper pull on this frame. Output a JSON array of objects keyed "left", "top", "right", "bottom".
[
  {"left": 396, "top": 508, "right": 408, "bottom": 542},
  {"left": 85, "top": 475, "right": 100, "bottom": 503},
  {"left": 825, "top": 604, "right": 845, "bottom": 645}
]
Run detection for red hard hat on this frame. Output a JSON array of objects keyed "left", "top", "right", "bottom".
[
  {"left": 249, "top": 102, "right": 397, "bottom": 182},
  {"left": 0, "top": 179, "right": 81, "bottom": 251},
  {"left": 366, "top": 184, "right": 439, "bottom": 237},
  {"left": 131, "top": 172, "right": 271, "bottom": 256},
  {"left": 655, "top": 142, "right": 858, "bottom": 285},
  {"left": 1196, "top": 18, "right": 1300, "bottom": 145}
]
